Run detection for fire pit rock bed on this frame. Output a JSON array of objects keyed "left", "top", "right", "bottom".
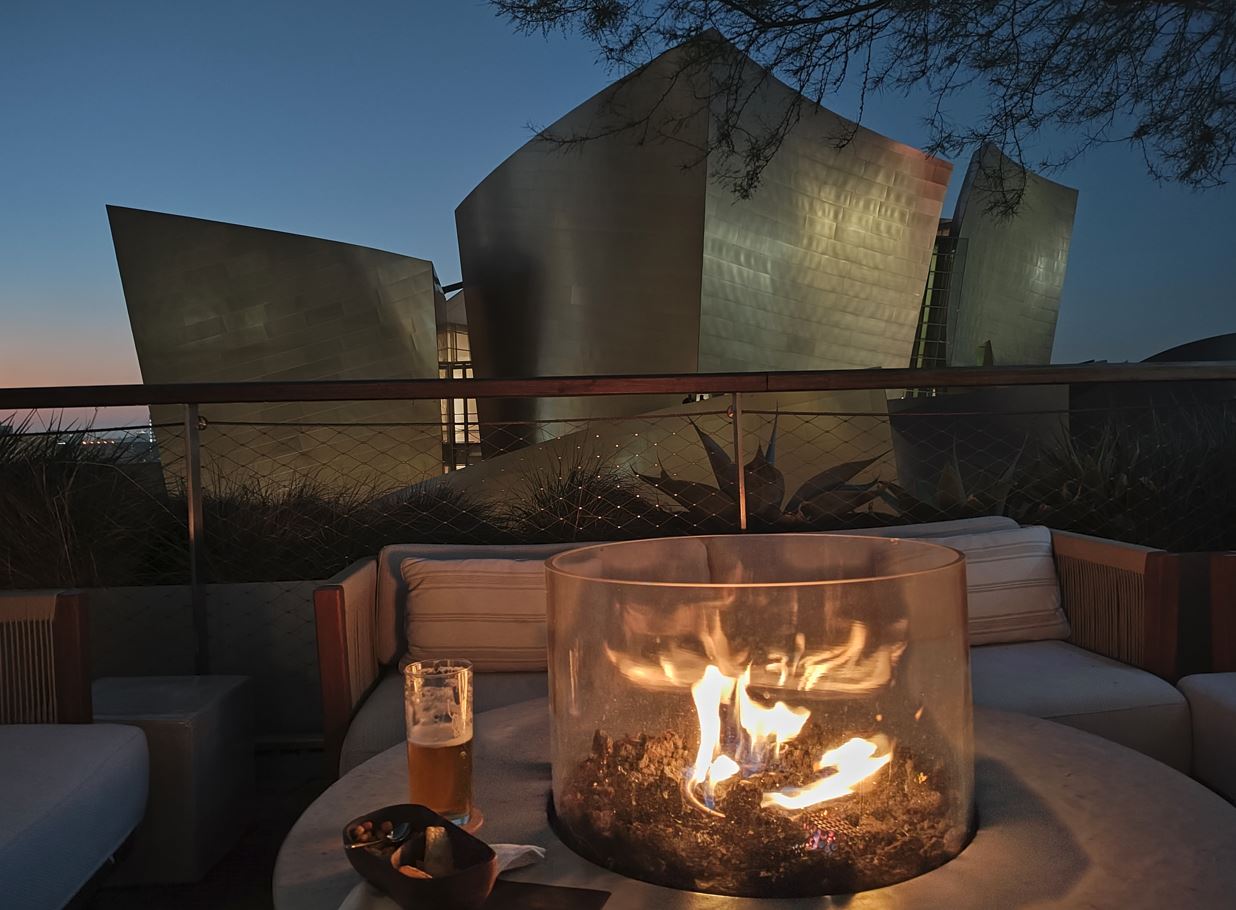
[
  {"left": 545, "top": 535, "right": 976, "bottom": 899},
  {"left": 554, "top": 717, "right": 968, "bottom": 897}
]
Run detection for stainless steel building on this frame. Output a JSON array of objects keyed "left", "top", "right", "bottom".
[
  {"left": 108, "top": 206, "right": 444, "bottom": 489},
  {"left": 946, "top": 145, "right": 1078, "bottom": 366},
  {"left": 456, "top": 41, "right": 952, "bottom": 441}
]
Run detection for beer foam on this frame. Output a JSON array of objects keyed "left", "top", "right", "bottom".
[{"left": 407, "top": 725, "right": 471, "bottom": 748}]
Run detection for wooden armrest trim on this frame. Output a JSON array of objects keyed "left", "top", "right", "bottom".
[
  {"left": 315, "top": 585, "right": 352, "bottom": 781},
  {"left": 1050, "top": 529, "right": 1156, "bottom": 574},
  {"left": 1142, "top": 552, "right": 1182, "bottom": 679},
  {"left": 1055, "top": 555, "right": 1146, "bottom": 668},
  {"left": 1142, "top": 551, "right": 1212, "bottom": 681},
  {"left": 315, "top": 557, "right": 381, "bottom": 779},
  {"left": 52, "top": 591, "right": 91, "bottom": 723},
  {"left": 1210, "top": 553, "right": 1236, "bottom": 672}
]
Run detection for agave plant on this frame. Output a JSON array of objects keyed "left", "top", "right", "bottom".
[
  {"left": 878, "top": 439, "right": 1023, "bottom": 523},
  {"left": 1006, "top": 404, "right": 1236, "bottom": 551},
  {"left": 635, "top": 415, "right": 887, "bottom": 529}
]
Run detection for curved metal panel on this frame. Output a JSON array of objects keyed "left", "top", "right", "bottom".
[
  {"left": 456, "top": 38, "right": 951, "bottom": 445},
  {"left": 456, "top": 48, "right": 710, "bottom": 439},
  {"left": 108, "top": 206, "right": 443, "bottom": 488},
  {"left": 700, "top": 69, "right": 951, "bottom": 372},
  {"left": 948, "top": 145, "right": 1078, "bottom": 366}
]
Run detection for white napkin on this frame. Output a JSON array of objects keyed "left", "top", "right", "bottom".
[
  {"left": 338, "top": 844, "right": 546, "bottom": 910},
  {"left": 492, "top": 843, "right": 546, "bottom": 871}
]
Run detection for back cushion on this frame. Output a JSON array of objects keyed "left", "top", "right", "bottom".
[
  {"left": 933, "top": 525, "right": 1070, "bottom": 645},
  {"left": 400, "top": 558, "right": 547, "bottom": 671}
]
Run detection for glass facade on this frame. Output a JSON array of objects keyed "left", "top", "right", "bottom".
[{"left": 436, "top": 321, "right": 481, "bottom": 472}]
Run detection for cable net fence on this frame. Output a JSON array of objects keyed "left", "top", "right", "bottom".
[{"left": 4, "top": 384, "right": 1235, "bottom": 737}]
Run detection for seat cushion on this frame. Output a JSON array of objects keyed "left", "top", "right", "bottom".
[
  {"left": 339, "top": 671, "right": 548, "bottom": 775},
  {"left": 971, "top": 641, "right": 1190, "bottom": 770},
  {"left": 0, "top": 723, "right": 149, "bottom": 909},
  {"left": 1177, "top": 673, "right": 1236, "bottom": 801}
]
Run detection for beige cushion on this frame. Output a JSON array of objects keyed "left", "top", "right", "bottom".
[
  {"left": 338, "top": 671, "right": 548, "bottom": 775},
  {"left": 971, "top": 640, "right": 1190, "bottom": 770},
  {"left": 377, "top": 542, "right": 583, "bottom": 665},
  {"left": 1177, "top": 673, "right": 1236, "bottom": 801},
  {"left": 933, "top": 525, "right": 1070, "bottom": 645},
  {"left": 373, "top": 523, "right": 1020, "bottom": 664},
  {"left": 401, "top": 557, "right": 548, "bottom": 671}
]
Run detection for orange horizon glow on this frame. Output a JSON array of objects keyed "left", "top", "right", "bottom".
[{"left": 0, "top": 342, "right": 149, "bottom": 430}]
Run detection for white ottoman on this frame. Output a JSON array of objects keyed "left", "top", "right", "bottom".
[
  {"left": 93, "top": 675, "right": 255, "bottom": 883},
  {"left": 1178, "top": 672, "right": 1236, "bottom": 802},
  {"left": 0, "top": 724, "right": 148, "bottom": 910}
]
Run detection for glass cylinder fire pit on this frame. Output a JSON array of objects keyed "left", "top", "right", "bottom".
[{"left": 545, "top": 534, "right": 974, "bottom": 898}]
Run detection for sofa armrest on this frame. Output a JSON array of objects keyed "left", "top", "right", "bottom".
[
  {"left": 1050, "top": 529, "right": 1208, "bottom": 679},
  {"left": 0, "top": 590, "right": 91, "bottom": 723},
  {"left": 52, "top": 591, "right": 91, "bottom": 723},
  {"left": 1050, "top": 529, "right": 1159, "bottom": 672},
  {"left": 314, "top": 557, "right": 379, "bottom": 779}
]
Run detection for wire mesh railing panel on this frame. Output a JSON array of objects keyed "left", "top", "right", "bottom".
[
  {"left": 205, "top": 580, "right": 322, "bottom": 737},
  {"left": 0, "top": 420, "right": 186, "bottom": 587},
  {"left": 0, "top": 419, "right": 195, "bottom": 677},
  {"left": 4, "top": 379, "right": 1236, "bottom": 739}
]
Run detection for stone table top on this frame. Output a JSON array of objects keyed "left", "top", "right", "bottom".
[{"left": 274, "top": 699, "right": 1236, "bottom": 909}]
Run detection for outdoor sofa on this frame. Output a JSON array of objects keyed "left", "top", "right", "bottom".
[
  {"left": 0, "top": 591, "right": 149, "bottom": 909},
  {"left": 314, "top": 517, "right": 1199, "bottom": 779}
]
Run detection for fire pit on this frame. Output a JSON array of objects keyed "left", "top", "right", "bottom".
[{"left": 544, "top": 534, "right": 975, "bottom": 897}]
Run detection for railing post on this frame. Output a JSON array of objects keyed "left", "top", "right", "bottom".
[
  {"left": 184, "top": 403, "right": 208, "bottom": 674},
  {"left": 730, "top": 392, "right": 747, "bottom": 531}
]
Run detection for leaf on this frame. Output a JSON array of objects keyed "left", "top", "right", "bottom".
[
  {"left": 799, "top": 484, "right": 881, "bottom": 521},
  {"left": 634, "top": 470, "right": 738, "bottom": 524},
  {"left": 934, "top": 448, "right": 966, "bottom": 509},
  {"left": 743, "top": 443, "right": 785, "bottom": 521},
  {"left": 982, "top": 438, "right": 1026, "bottom": 514},
  {"left": 690, "top": 419, "right": 737, "bottom": 498},
  {"left": 877, "top": 481, "right": 948, "bottom": 523},
  {"left": 786, "top": 451, "right": 889, "bottom": 512},
  {"left": 764, "top": 409, "right": 779, "bottom": 466}
]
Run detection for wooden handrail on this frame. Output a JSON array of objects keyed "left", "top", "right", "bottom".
[{"left": 1, "top": 361, "right": 1234, "bottom": 410}]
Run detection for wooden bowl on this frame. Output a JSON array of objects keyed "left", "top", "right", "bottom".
[{"left": 342, "top": 804, "right": 498, "bottom": 909}]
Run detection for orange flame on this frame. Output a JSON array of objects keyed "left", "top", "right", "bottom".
[
  {"left": 686, "top": 663, "right": 890, "bottom": 815},
  {"left": 761, "top": 737, "right": 892, "bottom": 810}
]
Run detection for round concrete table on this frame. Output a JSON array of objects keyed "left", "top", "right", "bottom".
[{"left": 275, "top": 699, "right": 1236, "bottom": 909}]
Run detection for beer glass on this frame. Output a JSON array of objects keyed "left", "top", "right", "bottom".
[{"left": 403, "top": 658, "right": 473, "bottom": 824}]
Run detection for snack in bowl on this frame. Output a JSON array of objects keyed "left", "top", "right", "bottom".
[{"left": 341, "top": 804, "right": 497, "bottom": 910}]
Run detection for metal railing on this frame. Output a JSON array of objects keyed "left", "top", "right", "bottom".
[
  {"left": 5, "top": 362, "right": 1236, "bottom": 409},
  {"left": 4, "top": 362, "right": 1234, "bottom": 736}
]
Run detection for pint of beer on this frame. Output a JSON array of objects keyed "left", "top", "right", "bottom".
[{"left": 403, "top": 659, "right": 473, "bottom": 824}]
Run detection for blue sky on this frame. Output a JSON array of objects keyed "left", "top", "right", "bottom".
[{"left": 2, "top": 0, "right": 1234, "bottom": 392}]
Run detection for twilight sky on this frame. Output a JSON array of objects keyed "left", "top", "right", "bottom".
[{"left": 2, "top": 0, "right": 1234, "bottom": 395}]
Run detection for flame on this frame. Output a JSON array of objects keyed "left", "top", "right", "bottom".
[
  {"left": 760, "top": 738, "right": 892, "bottom": 810},
  {"left": 707, "top": 754, "right": 740, "bottom": 787},
  {"left": 685, "top": 662, "right": 891, "bottom": 815},
  {"left": 733, "top": 666, "right": 810, "bottom": 749},
  {"left": 688, "top": 666, "right": 736, "bottom": 795},
  {"left": 609, "top": 616, "right": 904, "bottom": 697}
]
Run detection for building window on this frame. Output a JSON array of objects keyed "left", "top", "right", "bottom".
[{"left": 437, "top": 322, "right": 482, "bottom": 471}]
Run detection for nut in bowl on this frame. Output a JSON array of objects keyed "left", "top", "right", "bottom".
[{"left": 341, "top": 804, "right": 498, "bottom": 909}]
